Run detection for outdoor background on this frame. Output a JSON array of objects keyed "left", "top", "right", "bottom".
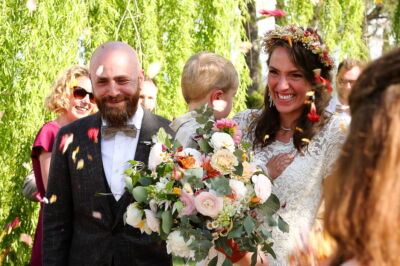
[{"left": 0, "top": 0, "right": 399, "bottom": 264}]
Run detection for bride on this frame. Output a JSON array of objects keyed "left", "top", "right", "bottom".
[{"left": 234, "top": 25, "right": 347, "bottom": 266}]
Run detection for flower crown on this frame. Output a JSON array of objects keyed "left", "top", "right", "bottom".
[{"left": 262, "top": 25, "right": 334, "bottom": 68}]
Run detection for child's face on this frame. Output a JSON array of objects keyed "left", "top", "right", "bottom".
[{"left": 212, "top": 88, "right": 237, "bottom": 120}]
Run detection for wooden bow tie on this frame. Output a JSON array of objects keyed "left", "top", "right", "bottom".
[{"left": 101, "top": 125, "right": 137, "bottom": 139}]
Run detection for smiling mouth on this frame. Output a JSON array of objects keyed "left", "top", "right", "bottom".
[
  {"left": 75, "top": 106, "right": 90, "bottom": 112},
  {"left": 277, "top": 94, "right": 295, "bottom": 100}
]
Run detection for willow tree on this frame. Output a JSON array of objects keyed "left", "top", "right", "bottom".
[{"left": 0, "top": 0, "right": 251, "bottom": 263}]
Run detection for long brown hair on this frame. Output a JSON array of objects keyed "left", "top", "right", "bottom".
[
  {"left": 324, "top": 47, "right": 400, "bottom": 265},
  {"left": 253, "top": 31, "right": 333, "bottom": 152}
]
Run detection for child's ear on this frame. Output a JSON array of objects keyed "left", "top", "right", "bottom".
[{"left": 210, "top": 90, "right": 224, "bottom": 101}]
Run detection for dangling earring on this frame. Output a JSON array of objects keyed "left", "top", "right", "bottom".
[{"left": 268, "top": 93, "right": 274, "bottom": 108}]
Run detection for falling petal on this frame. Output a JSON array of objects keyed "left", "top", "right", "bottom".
[
  {"left": 87, "top": 154, "right": 93, "bottom": 161},
  {"left": 295, "top": 127, "right": 304, "bottom": 133},
  {"left": 20, "top": 233, "right": 33, "bottom": 247},
  {"left": 301, "top": 138, "right": 311, "bottom": 144},
  {"left": 69, "top": 78, "right": 78, "bottom": 88},
  {"left": 77, "top": 159, "right": 84, "bottom": 170},
  {"left": 59, "top": 133, "right": 74, "bottom": 154},
  {"left": 87, "top": 128, "right": 99, "bottom": 143},
  {"left": 288, "top": 36, "right": 292, "bottom": 47},
  {"left": 22, "top": 162, "right": 30, "bottom": 169},
  {"left": 264, "top": 134, "right": 270, "bottom": 142},
  {"left": 96, "top": 65, "right": 104, "bottom": 76},
  {"left": 92, "top": 211, "right": 102, "bottom": 220},
  {"left": 259, "top": 8, "right": 286, "bottom": 17},
  {"left": 339, "top": 124, "right": 347, "bottom": 132},
  {"left": 72, "top": 146, "right": 79, "bottom": 163},
  {"left": 0, "top": 111, "right": 3, "bottom": 120},
  {"left": 26, "top": 0, "right": 37, "bottom": 11},
  {"left": 239, "top": 42, "right": 252, "bottom": 53},
  {"left": 147, "top": 62, "right": 162, "bottom": 78},
  {"left": 49, "top": 194, "right": 57, "bottom": 203}
]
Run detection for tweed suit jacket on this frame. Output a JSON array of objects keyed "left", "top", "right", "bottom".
[{"left": 43, "top": 109, "right": 174, "bottom": 266}]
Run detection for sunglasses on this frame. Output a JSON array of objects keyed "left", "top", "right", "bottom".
[{"left": 73, "top": 86, "right": 95, "bottom": 103}]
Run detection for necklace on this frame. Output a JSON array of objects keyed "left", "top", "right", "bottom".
[{"left": 280, "top": 126, "right": 292, "bottom": 131}]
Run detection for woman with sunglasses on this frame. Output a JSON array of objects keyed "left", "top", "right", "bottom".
[{"left": 29, "top": 65, "right": 96, "bottom": 266}]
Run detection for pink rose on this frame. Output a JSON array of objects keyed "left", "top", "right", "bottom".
[
  {"left": 179, "top": 192, "right": 197, "bottom": 217},
  {"left": 194, "top": 192, "right": 223, "bottom": 218},
  {"left": 213, "top": 119, "right": 242, "bottom": 145}
]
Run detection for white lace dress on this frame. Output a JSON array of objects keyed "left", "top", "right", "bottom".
[{"left": 233, "top": 109, "right": 348, "bottom": 266}]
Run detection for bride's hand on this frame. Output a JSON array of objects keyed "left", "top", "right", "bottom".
[{"left": 266, "top": 153, "right": 294, "bottom": 179}]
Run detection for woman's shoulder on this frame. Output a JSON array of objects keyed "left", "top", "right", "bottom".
[
  {"left": 233, "top": 109, "right": 261, "bottom": 127},
  {"left": 322, "top": 112, "right": 350, "bottom": 138}
]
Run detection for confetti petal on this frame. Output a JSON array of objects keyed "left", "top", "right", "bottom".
[
  {"left": 0, "top": 111, "right": 3, "bottom": 120},
  {"left": 87, "top": 128, "right": 99, "bottom": 143},
  {"left": 77, "top": 159, "right": 84, "bottom": 170},
  {"left": 295, "top": 127, "right": 304, "bottom": 133},
  {"left": 72, "top": 146, "right": 79, "bottom": 163},
  {"left": 26, "top": 0, "right": 36, "bottom": 11},
  {"left": 339, "top": 123, "right": 347, "bottom": 132},
  {"left": 301, "top": 138, "right": 311, "bottom": 143},
  {"left": 59, "top": 133, "right": 74, "bottom": 154},
  {"left": 87, "top": 154, "right": 93, "bottom": 161},
  {"left": 49, "top": 194, "right": 57, "bottom": 203},
  {"left": 92, "top": 211, "right": 102, "bottom": 220},
  {"left": 20, "top": 233, "right": 33, "bottom": 247}
]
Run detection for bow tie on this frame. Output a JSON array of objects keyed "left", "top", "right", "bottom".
[{"left": 101, "top": 125, "right": 137, "bottom": 139}]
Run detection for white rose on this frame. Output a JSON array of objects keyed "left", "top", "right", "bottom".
[
  {"left": 144, "top": 209, "right": 160, "bottom": 234},
  {"left": 125, "top": 203, "right": 143, "bottom": 227},
  {"left": 229, "top": 179, "right": 247, "bottom": 200},
  {"left": 210, "top": 132, "right": 235, "bottom": 152},
  {"left": 182, "top": 148, "right": 202, "bottom": 161},
  {"left": 166, "top": 231, "right": 194, "bottom": 259},
  {"left": 251, "top": 174, "right": 272, "bottom": 204},
  {"left": 148, "top": 142, "right": 164, "bottom": 171}
]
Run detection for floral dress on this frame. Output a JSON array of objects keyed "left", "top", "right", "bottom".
[{"left": 233, "top": 109, "right": 347, "bottom": 266}]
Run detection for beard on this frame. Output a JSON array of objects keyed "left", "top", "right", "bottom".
[{"left": 95, "top": 90, "right": 140, "bottom": 127}]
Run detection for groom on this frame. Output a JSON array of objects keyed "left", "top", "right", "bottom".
[{"left": 43, "top": 42, "right": 173, "bottom": 265}]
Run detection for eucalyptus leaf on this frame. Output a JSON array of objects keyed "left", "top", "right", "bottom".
[
  {"left": 208, "top": 256, "right": 218, "bottom": 266},
  {"left": 251, "top": 250, "right": 258, "bottom": 266},
  {"left": 131, "top": 186, "right": 148, "bottom": 203},
  {"left": 264, "top": 243, "right": 277, "bottom": 259},
  {"left": 227, "top": 225, "right": 243, "bottom": 239},
  {"left": 138, "top": 177, "right": 153, "bottom": 186},
  {"left": 198, "top": 138, "right": 212, "bottom": 153},
  {"left": 278, "top": 216, "right": 289, "bottom": 233},
  {"left": 161, "top": 210, "right": 172, "bottom": 234},
  {"left": 205, "top": 176, "right": 231, "bottom": 196},
  {"left": 243, "top": 215, "right": 255, "bottom": 235},
  {"left": 222, "top": 258, "right": 233, "bottom": 266}
]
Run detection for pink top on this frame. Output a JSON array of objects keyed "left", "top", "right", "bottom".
[{"left": 30, "top": 120, "right": 60, "bottom": 266}]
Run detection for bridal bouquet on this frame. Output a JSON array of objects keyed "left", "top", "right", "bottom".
[{"left": 124, "top": 106, "right": 287, "bottom": 265}]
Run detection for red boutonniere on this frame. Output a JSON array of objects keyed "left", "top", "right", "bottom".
[
  {"left": 307, "top": 102, "right": 320, "bottom": 123},
  {"left": 87, "top": 128, "right": 99, "bottom": 143}
]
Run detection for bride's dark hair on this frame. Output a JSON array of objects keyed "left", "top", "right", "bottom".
[{"left": 252, "top": 30, "right": 333, "bottom": 152}]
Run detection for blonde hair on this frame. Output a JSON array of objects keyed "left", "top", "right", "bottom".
[
  {"left": 181, "top": 52, "right": 238, "bottom": 103},
  {"left": 324, "top": 47, "right": 400, "bottom": 266},
  {"left": 45, "top": 65, "right": 89, "bottom": 114}
]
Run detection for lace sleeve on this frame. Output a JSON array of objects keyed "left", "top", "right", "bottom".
[
  {"left": 233, "top": 109, "right": 260, "bottom": 142},
  {"left": 320, "top": 114, "right": 349, "bottom": 179}
]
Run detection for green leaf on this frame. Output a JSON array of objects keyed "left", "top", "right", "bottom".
[
  {"left": 124, "top": 177, "right": 133, "bottom": 192},
  {"left": 205, "top": 176, "right": 232, "bottom": 196},
  {"left": 215, "top": 238, "right": 232, "bottom": 256},
  {"left": 185, "top": 168, "right": 204, "bottom": 179},
  {"left": 278, "top": 216, "right": 289, "bottom": 233},
  {"left": 131, "top": 186, "right": 148, "bottom": 203},
  {"left": 161, "top": 210, "right": 172, "bottom": 234},
  {"left": 251, "top": 250, "right": 258, "bottom": 266},
  {"left": 138, "top": 177, "right": 152, "bottom": 186},
  {"left": 198, "top": 138, "right": 212, "bottom": 153},
  {"left": 233, "top": 161, "right": 243, "bottom": 176},
  {"left": 227, "top": 225, "right": 243, "bottom": 239},
  {"left": 156, "top": 127, "right": 169, "bottom": 143},
  {"left": 243, "top": 215, "right": 255, "bottom": 235},
  {"left": 189, "top": 239, "right": 212, "bottom": 261},
  {"left": 208, "top": 256, "right": 218, "bottom": 266},
  {"left": 259, "top": 194, "right": 280, "bottom": 216},
  {"left": 222, "top": 257, "right": 233, "bottom": 266},
  {"left": 264, "top": 243, "right": 277, "bottom": 259}
]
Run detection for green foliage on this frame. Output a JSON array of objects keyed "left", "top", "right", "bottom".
[
  {"left": 246, "top": 89, "right": 264, "bottom": 109},
  {"left": 0, "top": 0, "right": 251, "bottom": 264},
  {"left": 394, "top": 1, "right": 400, "bottom": 44}
]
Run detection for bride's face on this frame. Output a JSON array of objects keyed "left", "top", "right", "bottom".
[{"left": 267, "top": 46, "right": 311, "bottom": 119}]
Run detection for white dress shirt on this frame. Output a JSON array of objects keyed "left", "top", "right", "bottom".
[
  {"left": 101, "top": 106, "right": 144, "bottom": 200},
  {"left": 326, "top": 95, "right": 351, "bottom": 125}
]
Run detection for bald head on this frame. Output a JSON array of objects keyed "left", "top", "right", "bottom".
[{"left": 90, "top": 42, "right": 144, "bottom": 126}]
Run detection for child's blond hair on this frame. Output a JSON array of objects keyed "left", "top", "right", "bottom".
[{"left": 181, "top": 52, "right": 238, "bottom": 103}]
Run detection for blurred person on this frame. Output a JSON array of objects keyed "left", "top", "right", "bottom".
[
  {"left": 43, "top": 42, "right": 173, "bottom": 265},
  {"left": 326, "top": 59, "right": 364, "bottom": 122},
  {"left": 139, "top": 76, "right": 158, "bottom": 112},
  {"left": 171, "top": 51, "right": 239, "bottom": 149},
  {"left": 324, "top": 47, "right": 400, "bottom": 266},
  {"left": 234, "top": 25, "right": 347, "bottom": 265},
  {"left": 30, "top": 65, "right": 95, "bottom": 266}
]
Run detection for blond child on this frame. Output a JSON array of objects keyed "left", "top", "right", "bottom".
[{"left": 170, "top": 51, "right": 239, "bottom": 148}]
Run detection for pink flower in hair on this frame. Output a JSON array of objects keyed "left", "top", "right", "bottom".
[{"left": 213, "top": 118, "right": 242, "bottom": 145}]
